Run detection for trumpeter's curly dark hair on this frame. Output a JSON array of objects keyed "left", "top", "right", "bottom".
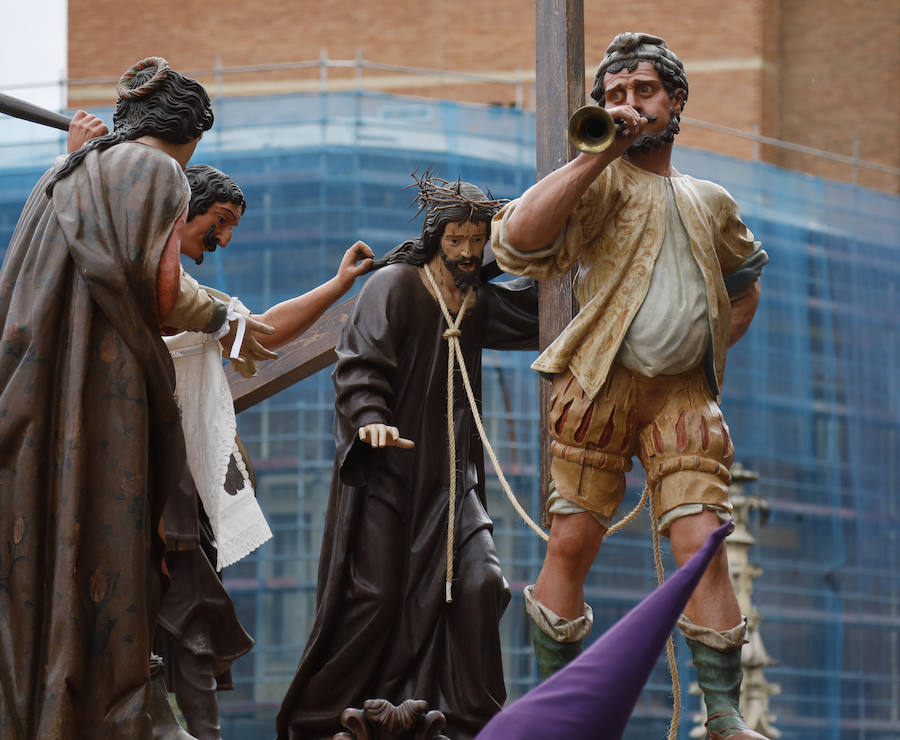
[
  {"left": 590, "top": 32, "right": 688, "bottom": 111},
  {"left": 47, "top": 57, "right": 214, "bottom": 196}
]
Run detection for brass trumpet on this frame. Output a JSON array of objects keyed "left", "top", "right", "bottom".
[{"left": 566, "top": 105, "right": 627, "bottom": 154}]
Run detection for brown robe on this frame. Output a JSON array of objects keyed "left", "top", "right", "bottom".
[
  {"left": 156, "top": 469, "right": 254, "bottom": 690},
  {"left": 0, "top": 143, "right": 189, "bottom": 739},
  {"left": 276, "top": 264, "right": 538, "bottom": 740}
]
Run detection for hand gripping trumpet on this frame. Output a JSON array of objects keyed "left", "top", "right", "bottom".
[{"left": 567, "top": 105, "right": 651, "bottom": 154}]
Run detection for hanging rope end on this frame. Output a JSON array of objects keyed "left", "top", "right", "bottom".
[{"left": 445, "top": 581, "right": 453, "bottom": 603}]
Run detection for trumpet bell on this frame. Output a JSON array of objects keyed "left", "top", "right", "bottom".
[{"left": 567, "top": 105, "right": 617, "bottom": 154}]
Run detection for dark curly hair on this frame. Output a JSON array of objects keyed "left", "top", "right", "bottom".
[
  {"left": 589, "top": 32, "right": 688, "bottom": 112},
  {"left": 373, "top": 175, "right": 503, "bottom": 269},
  {"left": 47, "top": 58, "right": 213, "bottom": 196},
  {"left": 185, "top": 164, "right": 246, "bottom": 221}
]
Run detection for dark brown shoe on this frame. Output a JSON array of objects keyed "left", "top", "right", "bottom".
[{"left": 170, "top": 645, "right": 222, "bottom": 740}]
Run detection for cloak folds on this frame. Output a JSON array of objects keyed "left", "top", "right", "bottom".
[
  {"left": 0, "top": 144, "right": 189, "bottom": 740},
  {"left": 276, "top": 265, "right": 538, "bottom": 740}
]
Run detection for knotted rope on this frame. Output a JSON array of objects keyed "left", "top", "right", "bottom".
[
  {"left": 652, "top": 507, "right": 682, "bottom": 740},
  {"left": 432, "top": 269, "right": 470, "bottom": 605},
  {"left": 604, "top": 483, "right": 680, "bottom": 740},
  {"left": 601, "top": 478, "right": 680, "bottom": 738},
  {"left": 420, "top": 263, "right": 681, "bottom": 735},
  {"left": 422, "top": 264, "right": 549, "bottom": 604}
]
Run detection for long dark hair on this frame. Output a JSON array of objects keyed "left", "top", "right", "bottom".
[
  {"left": 47, "top": 57, "right": 214, "bottom": 196},
  {"left": 373, "top": 176, "right": 504, "bottom": 269}
]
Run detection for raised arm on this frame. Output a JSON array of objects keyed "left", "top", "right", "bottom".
[
  {"left": 66, "top": 111, "right": 108, "bottom": 152},
  {"left": 252, "top": 241, "right": 373, "bottom": 350},
  {"left": 503, "top": 105, "right": 644, "bottom": 253}
]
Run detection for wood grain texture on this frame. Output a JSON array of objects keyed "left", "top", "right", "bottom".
[
  {"left": 536, "top": 0, "right": 584, "bottom": 523},
  {"left": 229, "top": 297, "right": 355, "bottom": 412}
]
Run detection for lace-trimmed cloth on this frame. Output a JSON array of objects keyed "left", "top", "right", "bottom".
[{"left": 164, "top": 331, "right": 272, "bottom": 570}]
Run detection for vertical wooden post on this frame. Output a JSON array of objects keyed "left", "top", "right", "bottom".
[{"left": 535, "top": 0, "right": 585, "bottom": 524}]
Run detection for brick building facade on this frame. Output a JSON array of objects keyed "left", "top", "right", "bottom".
[
  {"left": 67, "top": 0, "right": 897, "bottom": 191},
  {"left": 0, "top": 4, "right": 893, "bottom": 737}
]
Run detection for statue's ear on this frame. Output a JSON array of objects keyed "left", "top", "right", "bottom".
[{"left": 672, "top": 88, "right": 686, "bottom": 116}]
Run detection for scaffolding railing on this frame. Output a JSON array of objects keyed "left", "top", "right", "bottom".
[{"left": 2, "top": 53, "right": 897, "bottom": 186}]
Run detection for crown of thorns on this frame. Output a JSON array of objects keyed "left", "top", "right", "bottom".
[
  {"left": 117, "top": 56, "right": 170, "bottom": 100},
  {"left": 408, "top": 169, "right": 507, "bottom": 221}
]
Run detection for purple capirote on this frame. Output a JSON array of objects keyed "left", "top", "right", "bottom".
[{"left": 476, "top": 520, "right": 733, "bottom": 740}]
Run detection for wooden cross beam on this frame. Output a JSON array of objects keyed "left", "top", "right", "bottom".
[
  {"left": 535, "top": 0, "right": 584, "bottom": 519},
  {"left": 228, "top": 296, "right": 356, "bottom": 412}
]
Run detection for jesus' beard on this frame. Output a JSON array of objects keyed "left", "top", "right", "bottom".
[{"left": 439, "top": 248, "right": 482, "bottom": 291}]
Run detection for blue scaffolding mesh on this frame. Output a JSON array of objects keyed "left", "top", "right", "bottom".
[{"left": 0, "top": 90, "right": 897, "bottom": 739}]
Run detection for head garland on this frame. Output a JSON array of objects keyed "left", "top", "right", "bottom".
[
  {"left": 47, "top": 57, "right": 214, "bottom": 196},
  {"left": 116, "top": 56, "right": 170, "bottom": 99},
  {"left": 185, "top": 164, "right": 247, "bottom": 221},
  {"left": 590, "top": 32, "right": 688, "bottom": 110},
  {"left": 373, "top": 170, "right": 507, "bottom": 269}
]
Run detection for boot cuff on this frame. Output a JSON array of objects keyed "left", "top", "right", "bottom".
[
  {"left": 524, "top": 584, "right": 593, "bottom": 642},
  {"left": 677, "top": 613, "right": 748, "bottom": 651}
]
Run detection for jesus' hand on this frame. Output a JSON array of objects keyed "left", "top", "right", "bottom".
[{"left": 359, "top": 424, "right": 415, "bottom": 450}]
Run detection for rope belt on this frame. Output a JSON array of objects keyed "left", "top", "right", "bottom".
[{"left": 422, "top": 264, "right": 548, "bottom": 603}]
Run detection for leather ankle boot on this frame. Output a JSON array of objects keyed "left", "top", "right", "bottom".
[
  {"left": 685, "top": 638, "right": 768, "bottom": 740},
  {"left": 171, "top": 645, "right": 223, "bottom": 740}
]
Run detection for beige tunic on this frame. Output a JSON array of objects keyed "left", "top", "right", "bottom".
[{"left": 491, "top": 156, "right": 761, "bottom": 401}]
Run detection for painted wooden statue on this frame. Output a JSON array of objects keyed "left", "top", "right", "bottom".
[
  {"left": 276, "top": 174, "right": 539, "bottom": 740},
  {"left": 491, "top": 32, "right": 769, "bottom": 740}
]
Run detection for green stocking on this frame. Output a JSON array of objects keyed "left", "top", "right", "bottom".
[
  {"left": 686, "top": 637, "right": 760, "bottom": 739},
  {"left": 529, "top": 616, "right": 583, "bottom": 681}
]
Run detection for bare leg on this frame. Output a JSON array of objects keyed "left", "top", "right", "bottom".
[
  {"left": 533, "top": 511, "right": 607, "bottom": 620},
  {"left": 670, "top": 511, "right": 767, "bottom": 738},
  {"left": 668, "top": 510, "right": 741, "bottom": 631}
]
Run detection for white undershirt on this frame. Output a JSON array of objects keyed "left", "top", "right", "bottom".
[{"left": 616, "top": 178, "right": 709, "bottom": 377}]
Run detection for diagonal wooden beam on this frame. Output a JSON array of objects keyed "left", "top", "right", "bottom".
[
  {"left": 0, "top": 92, "right": 72, "bottom": 131},
  {"left": 228, "top": 296, "right": 355, "bottom": 412}
]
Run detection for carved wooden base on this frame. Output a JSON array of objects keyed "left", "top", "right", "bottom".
[{"left": 334, "top": 698, "right": 449, "bottom": 740}]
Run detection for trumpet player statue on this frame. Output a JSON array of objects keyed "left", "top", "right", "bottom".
[{"left": 490, "top": 32, "right": 769, "bottom": 740}]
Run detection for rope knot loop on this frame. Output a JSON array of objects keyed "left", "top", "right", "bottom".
[
  {"left": 117, "top": 57, "right": 170, "bottom": 100},
  {"left": 442, "top": 328, "right": 462, "bottom": 340}
]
